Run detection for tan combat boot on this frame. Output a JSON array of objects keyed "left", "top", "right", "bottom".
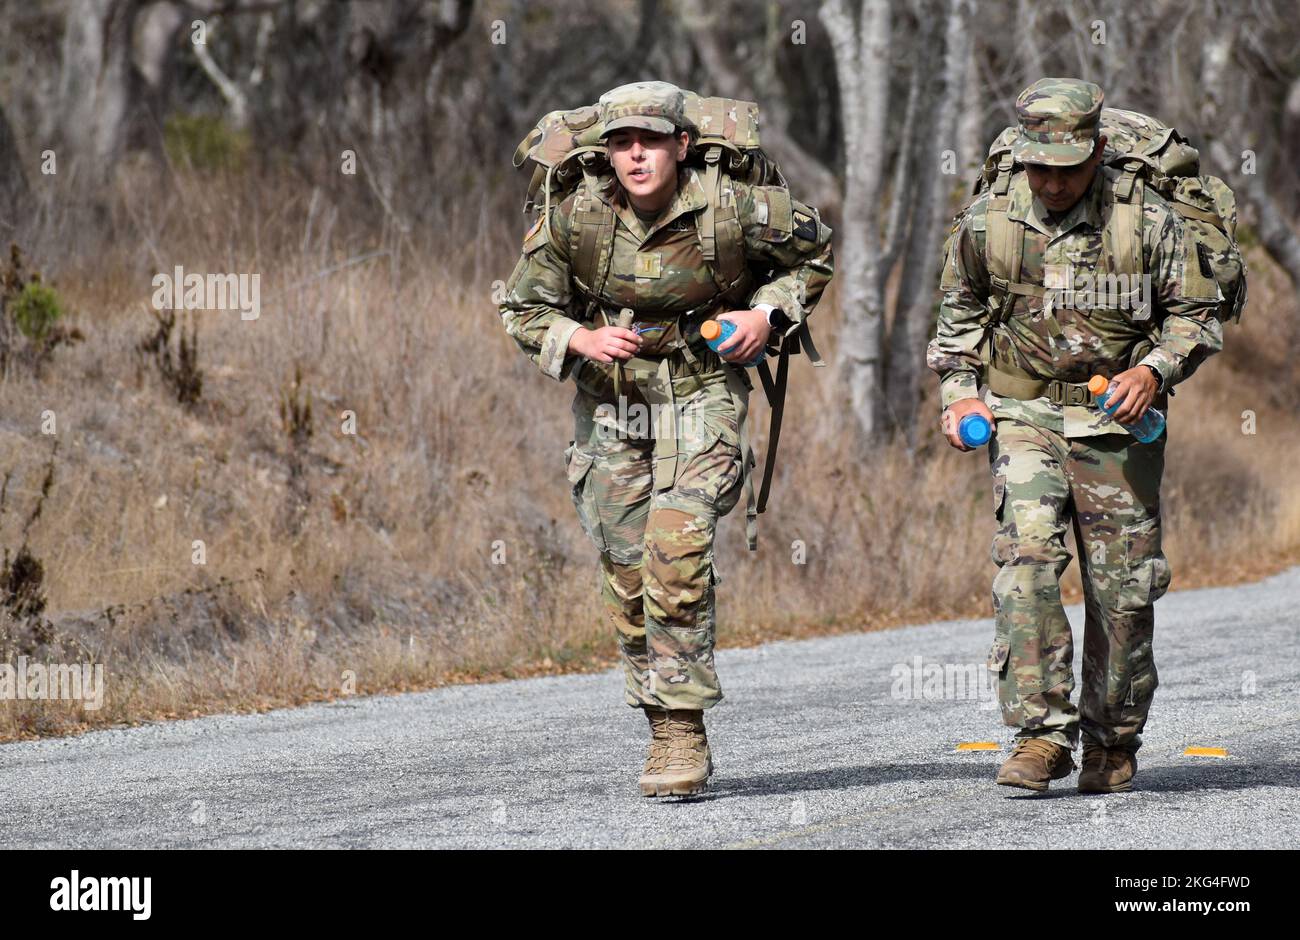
[
  {"left": 639, "top": 709, "right": 713, "bottom": 798},
  {"left": 996, "top": 736, "right": 1076, "bottom": 792},
  {"left": 1078, "top": 738, "right": 1137, "bottom": 793},
  {"left": 637, "top": 708, "right": 672, "bottom": 796}
]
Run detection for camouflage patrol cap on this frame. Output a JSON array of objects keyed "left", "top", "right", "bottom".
[
  {"left": 1013, "top": 78, "right": 1104, "bottom": 166},
  {"left": 598, "top": 81, "right": 687, "bottom": 137}
]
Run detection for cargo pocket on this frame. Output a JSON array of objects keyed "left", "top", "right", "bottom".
[
  {"left": 674, "top": 422, "right": 743, "bottom": 510},
  {"left": 986, "top": 641, "right": 1009, "bottom": 679},
  {"left": 989, "top": 471, "right": 1014, "bottom": 567},
  {"left": 1125, "top": 663, "right": 1158, "bottom": 710},
  {"left": 1117, "top": 515, "right": 1171, "bottom": 611},
  {"left": 564, "top": 441, "right": 606, "bottom": 553}
]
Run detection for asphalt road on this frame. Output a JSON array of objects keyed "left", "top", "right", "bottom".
[{"left": 3, "top": 567, "right": 1297, "bottom": 849}]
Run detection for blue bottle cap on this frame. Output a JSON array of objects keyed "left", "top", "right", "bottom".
[{"left": 959, "top": 413, "right": 991, "bottom": 446}]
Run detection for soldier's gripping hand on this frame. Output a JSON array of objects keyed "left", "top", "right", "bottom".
[
  {"left": 715, "top": 309, "right": 771, "bottom": 363},
  {"left": 1101, "top": 366, "right": 1159, "bottom": 424},
  {"left": 569, "top": 325, "right": 644, "bottom": 363},
  {"left": 941, "top": 398, "right": 995, "bottom": 452}
]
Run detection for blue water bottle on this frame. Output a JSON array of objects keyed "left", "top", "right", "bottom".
[
  {"left": 958, "top": 413, "right": 992, "bottom": 448},
  {"left": 1088, "top": 375, "right": 1165, "bottom": 443},
  {"left": 699, "top": 319, "right": 765, "bottom": 368}
]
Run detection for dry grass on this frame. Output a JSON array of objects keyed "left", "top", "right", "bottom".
[{"left": 1, "top": 163, "right": 1296, "bottom": 741}]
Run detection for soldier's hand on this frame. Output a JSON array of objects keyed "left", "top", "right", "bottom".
[
  {"left": 715, "top": 309, "right": 771, "bottom": 363},
  {"left": 941, "top": 398, "right": 995, "bottom": 452},
  {"left": 570, "top": 325, "right": 643, "bottom": 363},
  {"left": 1103, "top": 366, "right": 1159, "bottom": 424}
]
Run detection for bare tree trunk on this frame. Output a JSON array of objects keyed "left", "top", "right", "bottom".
[
  {"left": 886, "top": 0, "right": 966, "bottom": 444},
  {"left": 0, "top": 102, "right": 32, "bottom": 235},
  {"left": 680, "top": 0, "right": 841, "bottom": 212},
  {"left": 57, "top": 0, "right": 143, "bottom": 187},
  {"left": 1015, "top": 0, "right": 1043, "bottom": 90},
  {"left": 821, "top": 0, "right": 893, "bottom": 446},
  {"left": 956, "top": 22, "right": 983, "bottom": 183},
  {"left": 1199, "top": 28, "right": 1300, "bottom": 289},
  {"left": 132, "top": 0, "right": 186, "bottom": 164}
]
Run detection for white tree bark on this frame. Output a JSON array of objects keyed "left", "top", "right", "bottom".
[
  {"left": 678, "top": 0, "right": 841, "bottom": 212},
  {"left": 820, "top": 0, "right": 893, "bottom": 444},
  {"left": 887, "top": 0, "right": 966, "bottom": 442},
  {"left": 1200, "top": 28, "right": 1300, "bottom": 289},
  {"left": 57, "top": 0, "right": 142, "bottom": 186}
]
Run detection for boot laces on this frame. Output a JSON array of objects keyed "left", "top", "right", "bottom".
[{"left": 1012, "top": 737, "right": 1062, "bottom": 763}]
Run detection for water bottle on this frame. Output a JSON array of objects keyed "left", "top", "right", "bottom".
[
  {"left": 1088, "top": 375, "right": 1165, "bottom": 443},
  {"left": 958, "top": 413, "right": 992, "bottom": 448},
  {"left": 699, "top": 319, "right": 765, "bottom": 368}
]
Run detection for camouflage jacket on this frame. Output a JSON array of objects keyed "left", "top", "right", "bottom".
[
  {"left": 926, "top": 166, "right": 1223, "bottom": 437},
  {"left": 499, "top": 164, "right": 833, "bottom": 382}
]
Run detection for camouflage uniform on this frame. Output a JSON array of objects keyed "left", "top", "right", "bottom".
[
  {"left": 926, "top": 79, "right": 1223, "bottom": 752},
  {"left": 500, "top": 82, "right": 834, "bottom": 712}
]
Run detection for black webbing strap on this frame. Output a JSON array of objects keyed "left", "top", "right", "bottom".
[{"left": 753, "top": 338, "right": 790, "bottom": 515}]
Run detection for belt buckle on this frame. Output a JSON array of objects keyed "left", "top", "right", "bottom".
[
  {"left": 1047, "top": 381, "right": 1065, "bottom": 406},
  {"left": 1065, "top": 384, "right": 1089, "bottom": 406}
]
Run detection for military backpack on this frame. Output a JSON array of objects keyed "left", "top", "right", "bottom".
[
  {"left": 962, "top": 107, "right": 1247, "bottom": 393},
  {"left": 511, "top": 90, "right": 823, "bottom": 529}
]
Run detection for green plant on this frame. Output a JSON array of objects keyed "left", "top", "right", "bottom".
[
  {"left": 0, "top": 244, "right": 82, "bottom": 377},
  {"left": 11, "top": 281, "right": 63, "bottom": 342},
  {"left": 164, "top": 113, "right": 251, "bottom": 172}
]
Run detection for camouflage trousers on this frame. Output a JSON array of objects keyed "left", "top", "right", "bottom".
[
  {"left": 987, "top": 417, "right": 1171, "bottom": 752},
  {"left": 563, "top": 353, "right": 750, "bottom": 711}
]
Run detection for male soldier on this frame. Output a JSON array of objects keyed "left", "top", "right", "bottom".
[
  {"left": 927, "top": 78, "right": 1223, "bottom": 792},
  {"left": 499, "top": 82, "right": 833, "bottom": 796}
]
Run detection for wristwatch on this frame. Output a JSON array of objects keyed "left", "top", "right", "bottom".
[{"left": 1143, "top": 363, "right": 1164, "bottom": 392}]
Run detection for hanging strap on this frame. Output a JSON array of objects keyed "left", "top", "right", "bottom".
[{"left": 753, "top": 338, "right": 789, "bottom": 517}]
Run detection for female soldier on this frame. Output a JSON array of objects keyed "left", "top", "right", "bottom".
[{"left": 499, "top": 81, "right": 833, "bottom": 797}]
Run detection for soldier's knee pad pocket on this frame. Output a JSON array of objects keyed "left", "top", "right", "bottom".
[
  {"left": 1117, "top": 515, "right": 1171, "bottom": 611},
  {"left": 564, "top": 441, "right": 607, "bottom": 553}
]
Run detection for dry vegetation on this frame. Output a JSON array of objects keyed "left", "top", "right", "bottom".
[{"left": 0, "top": 158, "right": 1296, "bottom": 742}]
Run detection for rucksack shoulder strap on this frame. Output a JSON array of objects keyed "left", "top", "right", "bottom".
[
  {"left": 1102, "top": 164, "right": 1145, "bottom": 278},
  {"left": 983, "top": 166, "right": 1029, "bottom": 324},
  {"left": 569, "top": 167, "right": 616, "bottom": 299},
  {"left": 699, "top": 144, "right": 748, "bottom": 292}
]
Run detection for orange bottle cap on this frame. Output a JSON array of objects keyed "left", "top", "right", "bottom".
[
  {"left": 1087, "top": 375, "right": 1109, "bottom": 395},
  {"left": 699, "top": 320, "right": 721, "bottom": 341}
]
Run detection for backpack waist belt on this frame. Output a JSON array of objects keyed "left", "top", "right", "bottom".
[{"left": 986, "top": 363, "right": 1094, "bottom": 406}]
